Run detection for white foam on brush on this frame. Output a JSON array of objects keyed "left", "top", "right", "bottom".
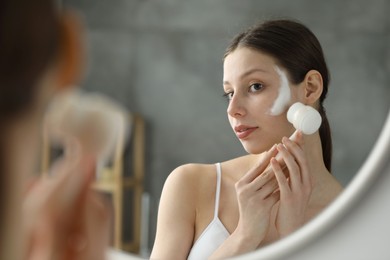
[
  {"left": 269, "top": 66, "right": 292, "bottom": 116},
  {"left": 44, "top": 89, "right": 129, "bottom": 164}
]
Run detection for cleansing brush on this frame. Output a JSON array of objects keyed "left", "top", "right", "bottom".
[
  {"left": 44, "top": 89, "right": 129, "bottom": 166},
  {"left": 287, "top": 102, "right": 322, "bottom": 141},
  {"left": 271, "top": 102, "right": 322, "bottom": 163}
]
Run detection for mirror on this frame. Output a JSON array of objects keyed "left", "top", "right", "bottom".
[{"left": 63, "top": 0, "right": 390, "bottom": 258}]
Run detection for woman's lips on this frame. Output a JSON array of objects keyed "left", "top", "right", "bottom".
[{"left": 234, "top": 125, "right": 258, "bottom": 139}]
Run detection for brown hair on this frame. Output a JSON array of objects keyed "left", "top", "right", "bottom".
[
  {"left": 0, "top": 0, "right": 61, "bottom": 231},
  {"left": 225, "top": 19, "right": 332, "bottom": 172}
]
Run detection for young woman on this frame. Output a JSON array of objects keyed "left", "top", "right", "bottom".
[
  {"left": 0, "top": 1, "right": 109, "bottom": 259},
  {"left": 151, "top": 19, "right": 343, "bottom": 259}
]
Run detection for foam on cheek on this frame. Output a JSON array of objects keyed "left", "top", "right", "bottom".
[{"left": 269, "top": 66, "right": 291, "bottom": 116}]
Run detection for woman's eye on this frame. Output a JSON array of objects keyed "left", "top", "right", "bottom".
[
  {"left": 249, "top": 83, "right": 264, "bottom": 92},
  {"left": 223, "top": 92, "right": 234, "bottom": 100}
]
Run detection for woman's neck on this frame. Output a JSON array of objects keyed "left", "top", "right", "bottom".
[
  {"left": 303, "top": 132, "right": 343, "bottom": 205},
  {"left": 303, "top": 131, "right": 329, "bottom": 176}
]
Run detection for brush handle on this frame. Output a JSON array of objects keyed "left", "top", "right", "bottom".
[{"left": 274, "top": 130, "right": 299, "bottom": 161}]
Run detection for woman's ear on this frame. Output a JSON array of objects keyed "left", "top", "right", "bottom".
[
  {"left": 302, "top": 70, "right": 323, "bottom": 105},
  {"left": 55, "top": 11, "right": 84, "bottom": 89}
]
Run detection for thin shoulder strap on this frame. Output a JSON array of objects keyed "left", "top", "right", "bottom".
[{"left": 214, "top": 163, "right": 222, "bottom": 219}]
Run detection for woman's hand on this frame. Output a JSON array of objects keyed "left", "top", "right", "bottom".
[
  {"left": 233, "top": 145, "right": 280, "bottom": 249},
  {"left": 271, "top": 131, "right": 313, "bottom": 238},
  {"left": 22, "top": 152, "right": 110, "bottom": 260}
]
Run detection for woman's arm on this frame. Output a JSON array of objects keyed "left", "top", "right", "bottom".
[{"left": 150, "top": 165, "right": 197, "bottom": 260}]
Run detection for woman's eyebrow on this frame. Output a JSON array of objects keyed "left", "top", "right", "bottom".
[
  {"left": 240, "top": 68, "right": 268, "bottom": 79},
  {"left": 223, "top": 68, "right": 268, "bottom": 85}
]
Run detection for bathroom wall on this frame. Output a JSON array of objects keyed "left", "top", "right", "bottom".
[{"left": 64, "top": 0, "right": 390, "bottom": 253}]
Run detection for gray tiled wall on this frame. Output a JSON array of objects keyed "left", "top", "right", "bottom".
[{"left": 64, "top": 0, "right": 390, "bottom": 253}]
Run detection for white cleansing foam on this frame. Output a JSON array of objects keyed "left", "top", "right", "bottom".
[{"left": 269, "top": 66, "right": 291, "bottom": 116}]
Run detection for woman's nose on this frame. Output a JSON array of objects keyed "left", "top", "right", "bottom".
[{"left": 227, "top": 94, "right": 246, "bottom": 118}]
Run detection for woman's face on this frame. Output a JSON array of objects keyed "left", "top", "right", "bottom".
[{"left": 223, "top": 47, "right": 299, "bottom": 154}]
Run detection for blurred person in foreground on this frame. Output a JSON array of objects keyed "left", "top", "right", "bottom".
[{"left": 0, "top": 1, "right": 110, "bottom": 259}]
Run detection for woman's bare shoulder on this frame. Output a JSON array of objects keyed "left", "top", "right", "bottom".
[
  {"left": 153, "top": 163, "right": 218, "bottom": 258},
  {"left": 164, "top": 153, "right": 263, "bottom": 195},
  {"left": 168, "top": 163, "right": 218, "bottom": 180},
  {"left": 164, "top": 163, "right": 218, "bottom": 195}
]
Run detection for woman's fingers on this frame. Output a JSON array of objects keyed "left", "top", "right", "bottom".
[
  {"left": 264, "top": 190, "right": 280, "bottom": 208},
  {"left": 286, "top": 133, "right": 312, "bottom": 188},
  {"left": 239, "top": 144, "right": 278, "bottom": 185},
  {"left": 256, "top": 178, "right": 279, "bottom": 198},
  {"left": 70, "top": 191, "right": 110, "bottom": 260},
  {"left": 281, "top": 136, "right": 311, "bottom": 190},
  {"left": 276, "top": 143, "right": 301, "bottom": 190},
  {"left": 271, "top": 158, "right": 291, "bottom": 194},
  {"left": 51, "top": 155, "right": 96, "bottom": 209},
  {"left": 27, "top": 219, "right": 56, "bottom": 260}
]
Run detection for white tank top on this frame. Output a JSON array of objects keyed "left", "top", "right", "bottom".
[{"left": 187, "top": 163, "right": 230, "bottom": 260}]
